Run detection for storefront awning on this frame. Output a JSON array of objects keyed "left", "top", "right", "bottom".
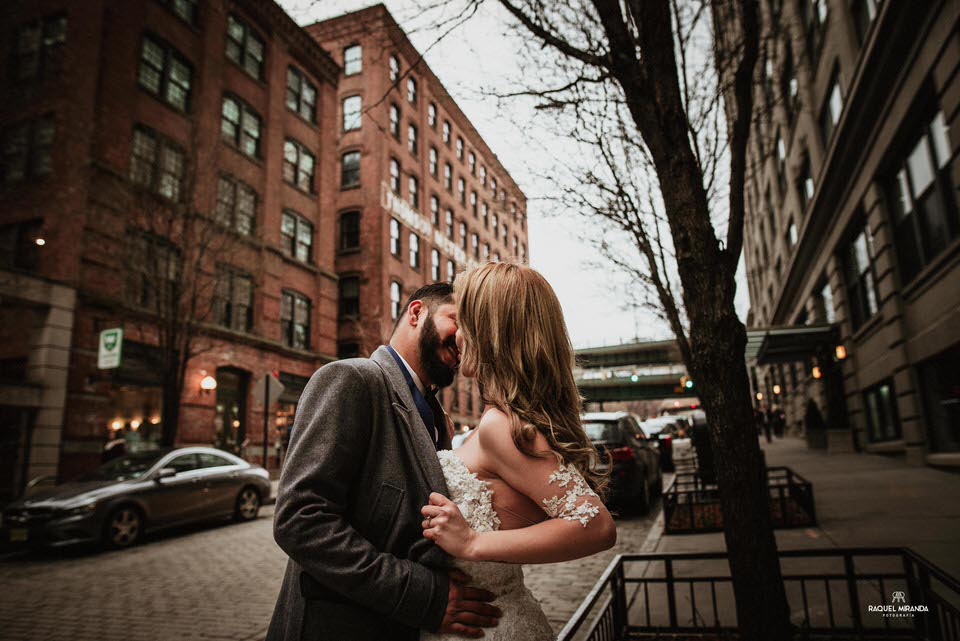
[{"left": 745, "top": 324, "right": 840, "bottom": 364}]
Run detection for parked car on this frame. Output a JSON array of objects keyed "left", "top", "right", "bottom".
[
  {"left": 1, "top": 447, "right": 271, "bottom": 549},
  {"left": 639, "top": 417, "right": 679, "bottom": 472},
  {"left": 582, "top": 412, "right": 662, "bottom": 514}
]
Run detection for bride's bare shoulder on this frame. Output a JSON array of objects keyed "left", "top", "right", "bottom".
[{"left": 476, "top": 408, "right": 550, "bottom": 458}]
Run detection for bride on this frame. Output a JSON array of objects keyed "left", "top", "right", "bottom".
[{"left": 420, "top": 262, "right": 617, "bottom": 641}]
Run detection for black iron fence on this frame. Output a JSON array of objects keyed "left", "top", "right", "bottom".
[
  {"left": 663, "top": 466, "right": 816, "bottom": 534},
  {"left": 557, "top": 548, "right": 960, "bottom": 641}
]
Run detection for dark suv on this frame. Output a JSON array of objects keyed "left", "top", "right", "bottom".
[{"left": 582, "top": 412, "right": 662, "bottom": 514}]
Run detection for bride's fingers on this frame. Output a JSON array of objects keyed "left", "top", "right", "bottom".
[
  {"left": 421, "top": 505, "right": 443, "bottom": 518},
  {"left": 429, "top": 492, "right": 451, "bottom": 506}
]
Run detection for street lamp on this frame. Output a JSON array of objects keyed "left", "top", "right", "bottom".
[
  {"left": 773, "top": 384, "right": 781, "bottom": 395},
  {"left": 812, "top": 366, "right": 822, "bottom": 379},
  {"left": 835, "top": 345, "right": 847, "bottom": 360},
  {"left": 200, "top": 372, "right": 217, "bottom": 394},
  {"left": 756, "top": 392, "right": 763, "bottom": 401}
]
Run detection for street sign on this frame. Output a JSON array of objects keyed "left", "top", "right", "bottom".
[
  {"left": 97, "top": 328, "right": 123, "bottom": 370},
  {"left": 253, "top": 373, "right": 285, "bottom": 408}
]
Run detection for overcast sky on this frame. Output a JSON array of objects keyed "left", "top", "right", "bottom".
[{"left": 279, "top": 0, "right": 750, "bottom": 348}]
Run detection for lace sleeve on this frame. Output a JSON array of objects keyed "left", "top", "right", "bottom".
[{"left": 541, "top": 462, "right": 600, "bottom": 527}]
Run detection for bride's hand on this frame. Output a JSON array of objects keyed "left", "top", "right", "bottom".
[{"left": 421, "top": 492, "right": 479, "bottom": 560}]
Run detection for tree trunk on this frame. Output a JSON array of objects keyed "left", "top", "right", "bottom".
[
  {"left": 688, "top": 310, "right": 794, "bottom": 641},
  {"left": 160, "top": 355, "right": 182, "bottom": 447}
]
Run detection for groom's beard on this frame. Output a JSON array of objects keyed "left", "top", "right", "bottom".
[{"left": 418, "top": 312, "right": 458, "bottom": 389}]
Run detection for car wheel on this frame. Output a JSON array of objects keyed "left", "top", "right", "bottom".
[
  {"left": 234, "top": 486, "right": 261, "bottom": 522},
  {"left": 104, "top": 506, "right": 142, "bottom": 548},
  {"left": 637, "top": 476, "right": 651, "bottom": 515}
]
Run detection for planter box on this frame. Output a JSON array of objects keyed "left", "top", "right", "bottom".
[
  {"left": 663, "top": 467, "right": 816, "bottom": 535},
  {"left": 558, "top": 548, "right": 960, "bottom": 641}
]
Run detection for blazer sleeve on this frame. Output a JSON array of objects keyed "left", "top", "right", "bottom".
[{"left": 272, "top": 361, "right": 449, "bottom": 631}]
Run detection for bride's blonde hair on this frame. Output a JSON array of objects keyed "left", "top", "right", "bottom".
[{"left": 454, "top": 262, "right": 608, "bottom": 496}]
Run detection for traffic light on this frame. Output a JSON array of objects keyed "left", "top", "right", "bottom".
[{"left": 680, "top": 375, "right": 694, "bottom": 390}]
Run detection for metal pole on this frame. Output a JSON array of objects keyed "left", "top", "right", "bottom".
[{"left": 262, "top": 376, "right": 269, "bottom": 470}]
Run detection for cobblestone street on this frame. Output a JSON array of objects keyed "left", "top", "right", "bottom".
[{"left": 0, "top": 499, "right": 661, "bottom": 641}]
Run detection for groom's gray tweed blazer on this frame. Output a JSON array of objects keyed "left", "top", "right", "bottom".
[{"left": 266, "top": 346, "right": 453, "bottom": 641}]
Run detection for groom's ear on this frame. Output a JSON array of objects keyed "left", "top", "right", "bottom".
[{"left": 407, "top": 300, "right": 425, "bottom": 327}]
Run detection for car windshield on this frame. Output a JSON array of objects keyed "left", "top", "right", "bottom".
[
  {"left": 583, "top": 422, "right": 620, "bottom": 442},
  {"left": 79, "top": 451, "right": 168, "bottom": 481},
  {"left": 640, "top": 420, "right": 670, "bottom": 436}
]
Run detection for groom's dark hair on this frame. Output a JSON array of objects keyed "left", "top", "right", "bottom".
[{"left": 392, "top": 282, "right": 455, "bottom": 333}]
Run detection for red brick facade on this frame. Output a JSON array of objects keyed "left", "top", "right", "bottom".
[
  {"left": 305, "top": 5, "right": 530, "bottom": 428},
  {"left": 1, "top": 0, "right": 341, "bottom": 478}
]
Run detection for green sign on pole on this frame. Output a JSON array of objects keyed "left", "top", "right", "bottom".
[{"left": 98, "top": 328, "right": 123, "bottom": 370}]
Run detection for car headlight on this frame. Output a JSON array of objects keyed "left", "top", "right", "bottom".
[{"left": 61, "top": 502, "right": 97, "bottom": 517}]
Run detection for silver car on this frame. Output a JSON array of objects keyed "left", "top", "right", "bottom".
[{"left": 2, "top": 447, "right": 271, "bottom": 549}]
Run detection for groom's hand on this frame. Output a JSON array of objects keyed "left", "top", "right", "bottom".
[{"left": 439, "top": 569, "right": 500, "bottom": 637}]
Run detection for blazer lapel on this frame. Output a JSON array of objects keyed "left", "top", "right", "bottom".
[{"left": 371, "top": 346, "right": 448, "bottom": 493}]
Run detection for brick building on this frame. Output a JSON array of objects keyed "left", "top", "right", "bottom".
[
  {"left": 0, "top": 0, "right": 341, "bottom": 492},
  {"left": 741, "top": 0, "right": 959, "bottom": 465},
  {"left": 305, "top": 5, "right": 530, "bottom": 430}
]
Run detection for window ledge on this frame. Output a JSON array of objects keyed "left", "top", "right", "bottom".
[
  {"left": 926, "top": 453, "right": 960, "bottom": 467},
  {"left": 222, "top": 141, "right": 263, "bottom": 167},
  {"left": 337, "top": 247, "right": 362, "bottom": 256},
  {"left": 850, "top": 311, "right": 884, "bottom": 344},
  {"left": 864, "top": 439, "right": 905, "bottom": 453}
]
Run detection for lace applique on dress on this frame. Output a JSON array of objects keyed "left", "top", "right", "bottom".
[{"left": 542, "top": 462, "right": 600, "bottom": 527}]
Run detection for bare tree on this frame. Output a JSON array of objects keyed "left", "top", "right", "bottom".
[{"left": 477, "top": 0, "right": 792, "bottom": 638}]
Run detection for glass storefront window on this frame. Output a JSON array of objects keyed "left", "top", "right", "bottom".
[{"left": 918, "top": 345, "right": 960, "bottom": 453}]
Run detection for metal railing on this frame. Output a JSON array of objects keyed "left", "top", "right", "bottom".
[
  {"left": 558, "top": 548, "right": 960, "bottom": 641},
  {"left": 663, "top": 466, "right": 816, "bottom": 534}
]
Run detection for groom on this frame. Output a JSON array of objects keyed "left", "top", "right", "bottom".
[{"left": 266, "top": 283, "right": 500, "bottom": 641}]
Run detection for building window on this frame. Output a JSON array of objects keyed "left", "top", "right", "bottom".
[
  {"left": 286, "top": 67, "right": 317, "bottom": 123},
  {"left": 797, "top": 152, "right": 814, "bottom": 213},
  {"left": 214, "top": 269, "right": 253, "bottom": 333},
  {"left": 0, "top": 220, "right": 43, "bottom": 272},
  {"left": 343, "top": 95, "right": 362, "bottom": 131},
  {"left": 281, "top": 291, "right": 311, "bottom": 349},
  {"left": 429, "top": 147, "right": 438, "bottom": 177},
  {"left": 801, "top": 0, "right": 828, "bottom": 66},
  {"left": 492, "top": 213, "right": 498, "bottom": 236},
  {"left": 407, "top": 77, "right": 417, "bottom": 104},
  {"left": 221, "top": 95, "right": 262, "bottom": 159},
  {"left": 786, "top": 220, "right": 797, "bottom": 249},
  {"left": 447, "top": 210, "right": 455, "bottom": 239},
  {"left": 466, "top": 380, "right": 473, "bottom": 413},
  {"left": 431, "top": 249, "right": 440, "bottom": 281},
  {"left": 409, "top": 233, "right": 420, "bottom": 269},
  {"left": 471, "top": 233, "right": 479, "bottom": 259},
  {"left": 339, "top": 211, "right": 360, "bottom": 251},
  {"left": 215, "top": 175, "right": 256, "bottom": 235},
  {"left": 388, "top": 55, "right": 400, "bottom": 83},
  {"left": 158, "top": 0, "right": 198, "bottom": 25},
  {"left": 13, "top": 14, "right": 67, "bottom": 82},
  {"left": 408, "top": 124, "right": 418, "bottom": 156},
  {"left": 490, "top": 177, "right": 497, "bottom": 196},
  {"left": 470, "top": 191, "right": 478, "bottom": 217},
  {"left": 502, "top": 222, "right": 508, "bottom": 243},
  {"left": 481, "top": 202, "right": 489, "bottom": 228},
  {"left": 482, "top": 243, "right": 489, "bottom": 261},
  {"left": 344, "top": 44, "right": 362, "bottom": 76},
  {"left": 390, "top": 158, "right": 401, "bottom": 194},
  {"left": 917, "top": 345, "right": 960, "bottom": 453},
  {"left": 128, "top": 232, "right": 180, "bottom": 310},
  {"left": 444, "top": 163, "right": 453, "bottom": 191},
  {"left": 428, "top": 102, "right": 437, "bottom": 129},
  {"left": 456, "top": 137, "right": 464, "bottom": 160},
  {"left": 887, "top": 110, "right": 956, "bottom": 284},
  {"left": 339, "top": 277, "right": 360, "bottom": 318},
  {"left": 479, "top": 165, "right": 487, "bottom": 186},
  {"left": 814, "top": 280, "right": 835, "bottom": 323},
  {"left": 780, "top": 42, "right": 798, "bottom": 120},
  {"left": 853, "top": 0, "right": 880, "bottom": 46},
  {"left": 338, "top": 341, "right": 360, "bottom": 359},
  {"left": 129, "top": 126, "right": 183, "bottom": 200},
  {"left": 468, "top": 152, "right": 476, "bottom": 175},
  {"left": 863, "top": 380, "right": 901, "bottom": 443},
  {"left": 341, "top": 150, "right": 360, "bottom": 189},
  {"left": 390, "top": 218, "right": 401, "bottom": 258},
  {"left": 775, "top": 131, "right": 787, "bottom": 197},
  {"left": 1, "top": 117, "right": 54, "bottom": 184},
  {"left": 459, "top": 221, "right": 467, "bottom": 248},
  {"left": 458, "top": 178, "right": 466, "bottom": 205},
  {"left": 820, "top": 70, "right": 843, "bottom": 146},
  {"left": 409, "top": 175, "right": 419, "bottom": 208},
  {"left": 225, "top": 14, "right": 265, "bottom": 80},
  {"left": 443, "top": 121, "right": 451, "bottom": 146},
  {"left": 390, "top": 281, "right": 402, "bottom": 320},
  {"left": 513, "top": 235, "right": 519, "bottom": 256},
  {"left": 389, "top": 103, "right": 400, "bottom": 139},
  {"left": 842, "top": 223, "right": 879, "bottom": 330},
  {"left": 447, "top": 259, "right": 455, "bottom": 282},
  {"left": 283, "top": 139, "right": 315, "bottom": 193},
  {"left": 520, "top": 242, "right": 527, "bottom": 261},
  {"left": 281, "top": 210, "right": 314, "bottom": 264},
  {"left": 138, "top": 35, "right": 192, "bottom": 112},
  {"left": 431, "top": 196, "right": 440, "bottom": 226}
]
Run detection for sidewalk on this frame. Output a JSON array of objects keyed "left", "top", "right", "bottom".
[{"left": 647, "top": 437, "right": 960, "bottom": 578}]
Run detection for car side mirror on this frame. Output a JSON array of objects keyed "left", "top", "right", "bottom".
[{"left": 155, "top": 467, "right": 177, "bottom": 482}]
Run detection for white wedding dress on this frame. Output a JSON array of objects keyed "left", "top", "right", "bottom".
[{"left": 421, "top": 450, "right": 557, "bottom": 641}]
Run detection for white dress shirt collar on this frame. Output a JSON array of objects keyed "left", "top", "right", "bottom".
[{"left": 394, "top": 350, "right": 428, "bottom": 397}]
